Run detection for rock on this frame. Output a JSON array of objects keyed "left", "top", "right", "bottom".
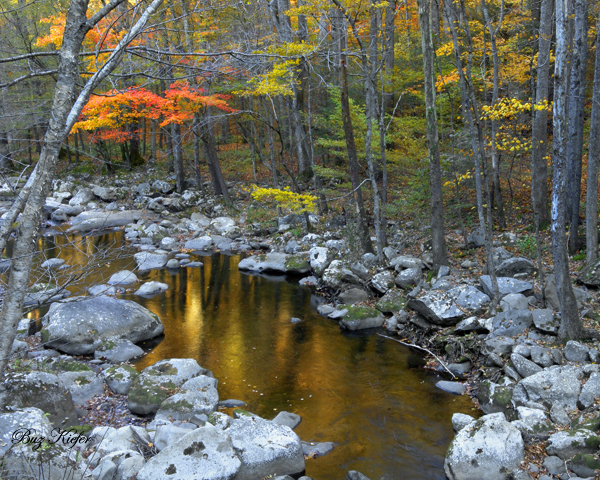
[
  {"left": 210, "top": 217, "right": 235, "bottom": 235},
  {"left": 390, "top": 255, "right": 425, "bottom": 271},
  {"left": 544, "top": 274, "right": 588, "bottom": 310},
  {"left": 510, "top": 406, "right": 552, "bottom": 434},
  {"left": 492, "top": 310, "right": 533, "bottom": 337},
  {"left": 3, "top": 373, "right": 78, "bottom": 427},
  {"left": 238, "top": 252, "right": 287, "bottom": 274},
  {"left": 454, "top": 316, "right": 483, "bottom": 334},
  {"left": 272, "top": 411, "right": 301, "bottom": 429},
  {"left": 218, "top": 399, "right": 247, "bottom": 408},
  {"left": 549, "top": 402, "right": 571, "bottom": 426},
  {"left": 348, "top": 472, "right": 371, "bottom": 480},
  {"left": 394, "top": 267, "right": 422, "bottom": 289},
  {"left": 301, "top": 441, "right": 334, "bottom": 457},
  {"left": 108, "top": 270, "right": 139, "bottom": 285},
  {"left": 495, "top": 257, "right": 536, "bottom": 277},
  {"left": 94, "top": 338, "right": 144, "bottom": 362},
  {"left": 483, "top": 336, "right": 515, "bottom": 356},
  {"left": 153, "top": 424, "right": 192, "bottom": 451},
  {"left": 349, "top": 262, "right": 370, "bottom": 281},
  {"left": 444, "top": 413, "right": 524, "bottom": 480},
  {"left": 361, "top": 253, "right": 376, "bottom": 266},
  {"left": 152, "top": 180, "right": 173, "bottom": 194},
  {"left": 69, "top": 188, "right": 94, "bottom": 206},
  {"left": 500, "top": 293, "right": 530, "bottom": 312},
  {"left": 57, "top": 371, "right": 104, "bottom": 406},
  {"left": 532, "top": 309, "right": 559, "bottom": 335},
  {"left": 452, "top": 413, "right": 476, "bottom": 433},
  {"left": 564, "top": 341, "right": 590, "bottom": 362},
  {"left": 577, "top": 257, "right": 600, "bottom": 286},
  {"left": 308, "top": 247, "right": 333, "bottom": 275},
  {"left": 477, "top": 381, "right": 515, "bottom": 417},
  {"left": 480, "top": 275, "right": 534, "bottom": 298},
  {"left": 185, "top": 236, "right": 213, "bottom": 250},
  {"left": 298, "top": 276, "right": 318, "bottom": 288},
  {"left": 0, "top": 408, "right": 53, "bottom": 457},
  {"left": 467, "top": 228, "right": 485, "bottom": 248},
  {"left": 41, "top": 258, "right": 66, "bottom": 270},
  {"left": 371, "top": 271, "right": 396, "bottom": 294},
  {"left": 407, "top": 285, "right": 490, "bottom": 326},
  {"left": 134, "top": 252, "right": 169, "bottom": 271},
  {"left": 448, "top": 361, "right": 472, "bottom": 374},
  {"left": 227, "top": 414, "right": 305, "bottom": 480},
  {"left": 375, "top": 288, "right": 405, "bottom": 313},
  {"left": 161, "top": 237, "right": 178, "bottom": 250},
  {"left": 512, "top": 365, "right": 583, "bottom": 410},
  {"left": 546, "top": 428, "right": 600, "bottom": 460},
  {"left": 543, "top": 456, "right": 566, "bottom": 476},
  {"left": 578, "top": 372, "right": 600, "bottom": 409},
  {"left": 568, "top": 453, "right": 600, "bottom": 478},
  {"left": 155, "top": 375, "right": 219, "bottom": 422},
  {"left": 436, "top": 381, "right": 466, "bottom": 395},
  {"left": 339, "top": 306, "right": 385, "bottom": 331},
  {"left": 93, "top": 186, "right": 118, "bottom": 202},
  {"left": 88, "top": 284, "right": 117, "bottom": 296},
  {"left": 67, "top": 210, "right": 145, "bottom": 233},
  {"left": 283, "top": 254, "right": 311, "bottom": 275},
  {"left": 513, "top": 345, "right": 531, "bottom": 358},
  {"left": 41, "top": 296, "right": 163, "bottom": 355},
  {"left": 322, "top": 261, "right": 361, "bottom": 289},
  {"left": 339, "top": 288, "right": 369, "bottom": 305},
  {"left": 461, "top": 259, "right": 479, "bottom": 269},
  {"left": 93, "top": 450, "right": 145, "bottom": 480},
  {"left": 103, "top": 365, "right": 139, "bottom": 395},
  {"left": 135, "top": 281, "right": 169, "bottom": 297},
  {"left": 24, "top": 282, "right": 69, "bottom": 306},
  {"left": 383, "top": 246, "right": 398, "bottom": 261},
  {"left": 128, "top": 359, "right": 210, "bottom": 415}
]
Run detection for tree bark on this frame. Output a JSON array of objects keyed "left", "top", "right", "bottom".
[{"left": 171, "top": 122, "right": 185, "bottom": 193}]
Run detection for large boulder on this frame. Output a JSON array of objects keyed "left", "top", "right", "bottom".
[
  {"left": 0, "top": 408, "right": 53, "bottom": 457},
  {"left": 155, "top": 375, "right": 219, "bottom": 422},
  {"left": 532, "top": 309, "right": 559, "bottom": 335},
  {"left": 128, "top": 359, "right": 210, "bottom": 415},
  {"left": 495, "top": 257, "right": 536, "bottom": 277},
  {"left": 210, "top": 217, "right": 236, "bottom": 235},
  {"left": 68, "top": 188, "right": 94, "bottom": 206},
  {"left": 93, "top": 186, "right": 118, "bottom": 202},
  {"left": 390, "top": 255, "right": 424, "bottom": 271},
  {"left": 134, "top": 252, "right": 169, "bottom": 271},
  {"left": 238, "top": 253, "right": 287, "bottom": 274},
  {"left": 546, "top": 428, "right": 600, "bottom": 460},
  {"left": 40, "top": 296, "right": 163, "bottom": 355},
  {"left": 136, "top": 426, "right": 241, "bottom": 480},
  {"left": 107, "top": 270, "right": 138, "bottom": 285},
  {"left": 308, "top": 247, "right": 333, "bottom": 275},
  {"left": 578, "top": 257, "right": 600, "bottom": 286},
  {"left": 444, "top": 413, "right": 524, "bottom": 480},
  {"left": 512, "top": 365, "right": 583, "bottom": 410},
  {"left": 371, "top": 271, "right": 396, "bottom": 294},
  {"left": 477, "top": 380, "right": 515, "bottom": 418},
  {"left": 491, "top": 310, "right": 533, "bottom": 337},
  {"left": 185, "top": 236, "right": 213, "bottom": 251},
  {"left": 480, "top": 276, "right": 534, "bottom": 298},
  {"left": 57, "top": 371, "right": 104, "bottom": 406},
  {"left": 3, "top": 373, "right": 78, "bottom": 427},
  {"left": 339, "top": 306, "right": 385, "bottom": 331},
  {"left": 67, "top": 210, "right": 145, "bottom": 233},
  {"left": 394, "top": 268, "right": 422, "bottom": 289},
  {"left": 322, "top": 260, "right": 361, "bottom": 289},
  {"left": 407, "top": 285, "right": 490, "bottom": 326},
  {"left": 226, "top": 414, "right": 305, "bottom": 480},
  {"left": 103, "top": 364, "right": 139, "bottom": 395}
]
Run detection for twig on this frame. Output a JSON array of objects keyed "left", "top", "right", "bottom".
[{"left": 377, "top": 334, "right": 457, "bottom": 380}]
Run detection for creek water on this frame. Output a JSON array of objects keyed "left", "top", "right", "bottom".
[{"left": 28, "top": 228, "right": 477, "bottom": 480}]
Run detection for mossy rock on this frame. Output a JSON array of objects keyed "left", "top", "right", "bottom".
[
  {"left": 232, "top": 408, "right": 254, "bottom": 418},
  {"left": 96, "top": 340, "right": 118, "bottom": 352},
  {"left": 284, "top": 254, "right": 310, "bottom": 274},
  {"left": 340, "top": 306, "right": 385, "bottom": 331},
  {"left": 375, "top": 289, "right": 406, "bottom": 314},
  {"left": 570, "top": 453, "right": 600, "bottom": 473},
  {"left": 127, "top": 377, "right": 177, "bottom": 415},
  {"left": 477, "top": 380, "right": 516, "bottom": 420},
  {"left": 52, "top": 360, "right": 92, "bottom": 373}
]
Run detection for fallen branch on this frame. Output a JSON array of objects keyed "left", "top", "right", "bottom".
[{"left": 377, "top": 333, "right": 457, "bottom": 380}]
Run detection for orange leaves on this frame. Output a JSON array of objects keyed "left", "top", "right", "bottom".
[
  {"left": 73, "top": 83, "right": 237, "bottom": 141},
  {"left": 36, "top": 15, "right": 66, "bottom": 48}
]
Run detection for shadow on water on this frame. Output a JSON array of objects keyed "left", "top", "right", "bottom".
[{"left": 28, "top": 230, "right": 477, "bottom": 479}]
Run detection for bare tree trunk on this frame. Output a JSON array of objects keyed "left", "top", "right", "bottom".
[
  {"left": 383, "top": 1, "right": 396, "bottom": 114},
  {"left": 553, "top": 0, "right": 583, "bottom": 340},
  {"left": 203, "top": 112, "right": 231, "bottom": 206},
  {"left": 171, "top": 122, "right": 185, "bottom": 193},
  {"left": 418, "top": 0, "right": 448, "bottom": 272},
  {"left": 150, "top": 119, "right": 157, "bottom": 161},
  {"left": 531, "top": 0, "right": 553, "bottom": 227}
]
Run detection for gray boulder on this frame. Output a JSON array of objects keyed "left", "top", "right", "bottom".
[
  {"left": 530, "top": 346, "right": 553, "bottom": 368},
  {"left": 480, "top": 276, "right": 534, "bottom": 298},
  {"left": 564, "top": 340, "right": 590, "bottom": 362},
  {"left": 155, "top": 375, "right": 219, "bottom": 422},
  {"left": 69, "top": 188, "right": 94, "bottom": 206},
  {"left": 578, "top": 372, "right": 600, "bottom": 409},
  {"left": 57, "top": 371, "right": 104, "bottom": 406},
  {"left": 500, "top": 293, "right": 529, "bottom": 312},
  {"left": 108, "top": 270, "right": 139, "bottom": 285},
  {"left": 545, "top": 274, "right": 588, "bottom": 310},
  {"left": 135, "top": 281, "right": 169, "bottom": 297},
  {"left": 371, "top": 271, "right": 396, "bottom": 294},
  {"left": 532, "top": 309, "right": 559, "bottom": 335},
  {"left": 444, "top": 412, "right": 524, "bottom": 480},
  {"left": 210, "top": 217, "right": 235, "bottom": 235},
  {"left": 492, "top": 310, "right": 533, "bottom": 337},
  {"left": 510, "top": 406, "right": 552, "bottom": 435},
  {"left": 577, "top": 257, "right": 600, "bottom": 286},
  {"left": 495, "top": 257, "right": 536, "bottom": 277},
  {"left": 152, "top": 180, "right": 173, "bottom": 194},
  {"left": 153, "top": 424, "right": 192, "bottom": 451},
  {"left": 308, "top": 247, "right": 333, "bottom": 275},
  {"left": 510, "top": 354, "right": 542, "bottom": 378},
  {"left": 41, "top": 296, "right": 163, "bottom": 355},
  {"left": 452, "top": 413, "right": 476, "bottom": 433},
  {"left": 477, "top": 380, "right": 515, "bottom": 417},
  {"left": 93, "top": 450, "right": 145, "bottom": 480},
  {"left": 339, "top": 288, "right": 369, "bottom": 305},
  {"left": 238, "top": 252, "right": 287, "bottom": 274},
  {"left": 134, "top": 252, "right": 169, "bottom": 271},
  {"left": 41, "top": 258, "right": 66, "bottom": 270},
  {"left": 483, "top": 336, "right": 515, "bottom": 356},
  {"left": 94, "top": 338, "right": 144, "bottom": 362},
  {"left": 227, "top": 414, "right": 305, "bottom": 480},
  {"left": 0, "top": 408, "right": 53, "bottom": 457},
  {"left": 322, "top": 261, "right": 361, "bottom": 289},
  {"left": 67, "top": 210, "right": 145, "bottom": 233},
  {"left": 467, "top": 228, "right": 485, "bottom": 248},
  {"left": 394, "top": 268, "right": 422, "bottom": 289},
  {"left": 375, "top": 288, "right": 405, "bottom": 313},
  {"left": 185, "top": 236, "right": 213, "bottom": 251},
  {"left": 390, "top": 255, "right": 424, "bottom": 271},
  {"left": 88, "top": 284, "right": 117, "bottom": 296},
  {"left": 272, "top": 411, "right": 301, "bottom": 430},
  {"left": 93, "top": 186, "right": 117, "bottom": 202},
  {"left": 546, "top": 428, "right": 600, "bottom": 460},
  {"left": 339, "top": 306, "right": 385, "bottom": 331},
  {"left": 512, "top": 365, "right": 583, "bottom": 410},
  {"left": 103, "top": 365, "right": 139, "bottom": 395}
]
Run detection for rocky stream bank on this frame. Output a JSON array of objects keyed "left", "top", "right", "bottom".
[{"left": 2, "top": 172, "right": 600, "bottom": 479}]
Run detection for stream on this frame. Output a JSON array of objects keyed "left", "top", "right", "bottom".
[{"left": 27, "top": 228, "right": 477, "bottom": 480}]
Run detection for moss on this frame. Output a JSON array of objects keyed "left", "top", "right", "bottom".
[
  {"left": 67, "top": 424, "right": 93, "bottom": 435},
  {"left": 572, "top": 453, "right": 600, "bottom": 470},
  {"left": 96, "top": 340, "right": 117, "bottom": 352},
  {"left": 584, "top": 435, "right": 600, "bottom": 450},
  {"left": 284, "top": 254, "right": 310, "bottom": 271},
  {"left": 53, "top": 361, "right": 92, "bottom": 372},
  {"left": 232, "top": 408, "right": 253, "bottom": 417},
  {"left": 343, "top": 306, "right": 380, "bottom": 321},
  {"left": 149, "top": 362, "right": 178, "bottom": 376},
  {"left": 128, "top": 378, "right": 176, "bottom": 407},
  {"left": 40, "top": 329, "right": 49, "bottom": 343},
  {"left": 75, "top": 376, "right": 91, "bottom": 385},
  {"left": 163, "top": 398, "right": 194, "bottom": 412}
]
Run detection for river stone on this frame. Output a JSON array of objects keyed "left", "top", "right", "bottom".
[
  {"left": 492, "top": 310, "right": 533, "bottom": 337},
  {"left": 375, "top": 288, "right": 405, "bottom": 313},
  {"left": 477, "top": 381, "right": 515, "bottom": 417},
  {"left": 483, "top": 336, "right": 515, "bottom": 356},
  {"left": 322, "top": 261, "right": 361, "bottom": 289},
  {"left": 69, "top": 188, "right": 94, "bottom": 206},
  {"left": 134, "top": 252, "right": 169, "bottom": 271},
  {"left": 238, "top": 252, "right": 287, "bottom": 274},
  {"left": 135, "top": 281, "right": 169, "bottom": 297},
  {"left": 454, "top": 316, "right": 482, "bottom": 334},
  {"left": 96, "top": 426, "right": 152, "bottom": 457},
  {"left": 92, "top": 186, "right": 117, "bottom": 202},
  {"left": 452, "top": 413, "right": 476, "bottom": 433},
  {"left": 0, "top": 408, "right": 53, "bottom": 457},
  {"left": 41, "top": 296, "right": 163, "bottom": 355},
  {"left": 103, "top": 365, "right": 139, "bottom": 395},
  {"left": 339, "top": 306, "right": 385, "bottom": 331},
  {"left": 155, "top": 375, "right": 219, "bottom": 422},
  {"left": 480, "top": 276, "right": 534, "bottom": 298},
  {"left": 128, "top": 359, "right": 210, "bottom": 415},
  {"left": 495, "top": 257, "right": 536, "bottom": 277},
  {"left": 510, "top": 354, "right": 542, "bottom": 378},
  {"left": 94, "top": 338, "right": 144, "bottom": 362},
  {"left": 93, "top": 450, "right": 145, "bottom": 480},
  {"left": 546, "top": 428, "right": 600, "bottom": 460},
  {"left": 578, "top": 372, "right": 600, "bottom": 409},
  {"left": 444, "top": 412, "right": 524, "bottom": 480},
  {"left": 510, "top": 406, "right": 552, "bottom": 435},
  {"left": 532, "top": 309, "right": 559, "bottom": 335},
  {"left": 108, "top": 270, "right": 139, "bottom": 285},
  {"left": 529, "top": 346, "right": 553, "bottom": 368},
  {"left": 339, "top": 288, "right": 369, "bottom": 305},
  {"left": 284, "top": 254, "right": 310, "bottom": 275},
  {"left": 88, "top": 284, "right": 117, "bottom": 296},
  {"left": 407, "top": 285, "right": 490, "bottom": 326},
  {"left": 350, "top": 262, "right": 370, "bottom": 281},
  {"left": 394, "top": 268, "right": 422, "bottom": 289},
  {"left": 67, "top": 210, "right": 145, "bottom": 233},
  {"left": 512, "top": 365, "right": 583, "bottom": 410},
  {"left": 24, "top": 283, "right": 69, "bottom": 306},
  {"left": 500, "top": 293, "right": 529, "bottom": 312},
  {"left": 309, "top": 247, "right": 333, "bottom": 275},
  {"left": 3, "top": 372, "right": 78, "bottom": 427},
  {"left": 348, "top": 472, "right": 371, "bottom": 480},
  {"left": 436, "top": 381, "right": 466, "bottom": 395},
  {"left": 301, "top": 441, "right": 335, "bottom": 458},
  {"left": 371, "top": 271, "right": 396, "bottom": 294},
  {"left": 273, "top": 411, "right": 301, "bottom": 430},
  {"left": 210, "top": 217, "right": 235, "bottom": 235},
  {"left": 390, "top": 255, "right": 424, "bottom": 271},
  {"left": 185, "top": 236, "right": 213, "bottom": 250},
  {"left": 153, "top": 424, "right": 192, "bottom": 451},
  {"left": 57, "top": 371, "right": 104, "bottom": 406},
  {"left": 564, "top": 341, "right": 590, "bottom": 362},
  {"left": 137, "top": 426, "right": 241, "bottom": 480},
  {"left": 227, "top": 414, "right": 305, "bottom": 480},
  {"left": 41, "top": 258, "right": 66, "bottom": 270}
]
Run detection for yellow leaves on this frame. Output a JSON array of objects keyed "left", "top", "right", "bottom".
[
  {"left": 236, "top": 59, "right": 300, "bottom": 97},
  {"left": 436, "top": 42, "right": 454, "bottom": 57},
  {"left": 250, "top": 186, "right": 317, "bottom": 214},
  {"left": 36, "top": 15, "right": 66, "bottom": 48},
  {"left": 481, "top": 97, "right": 533, "bottom": 121}
]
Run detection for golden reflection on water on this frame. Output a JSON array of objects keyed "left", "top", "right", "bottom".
[{"left": 30, "top": 231, "right": 478, "bottom": 480}]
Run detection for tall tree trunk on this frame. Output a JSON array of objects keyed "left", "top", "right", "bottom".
[
  {"left": 418, "top": 0, "right": 448, "bottom": 271},
  {"left": 171, "top": 122, "right": 185, "bottom": 193},
  {"left": 203, "top": 113, "right": 232, "bottom": 206},
  {"left": 531, "top": 0, "right": 553, "bottom": 227},
  {"left": 553, "top": 0, "right": 583, "bottom": 339},
  {"left": 586, "top": 8, "right": 600, "bottom": 264},
  {"left": 383, "top": 1, "right": 396, "bottom": 114},
  {"left": 566, "top": 0, "right": 588, "bottom": 253}
]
